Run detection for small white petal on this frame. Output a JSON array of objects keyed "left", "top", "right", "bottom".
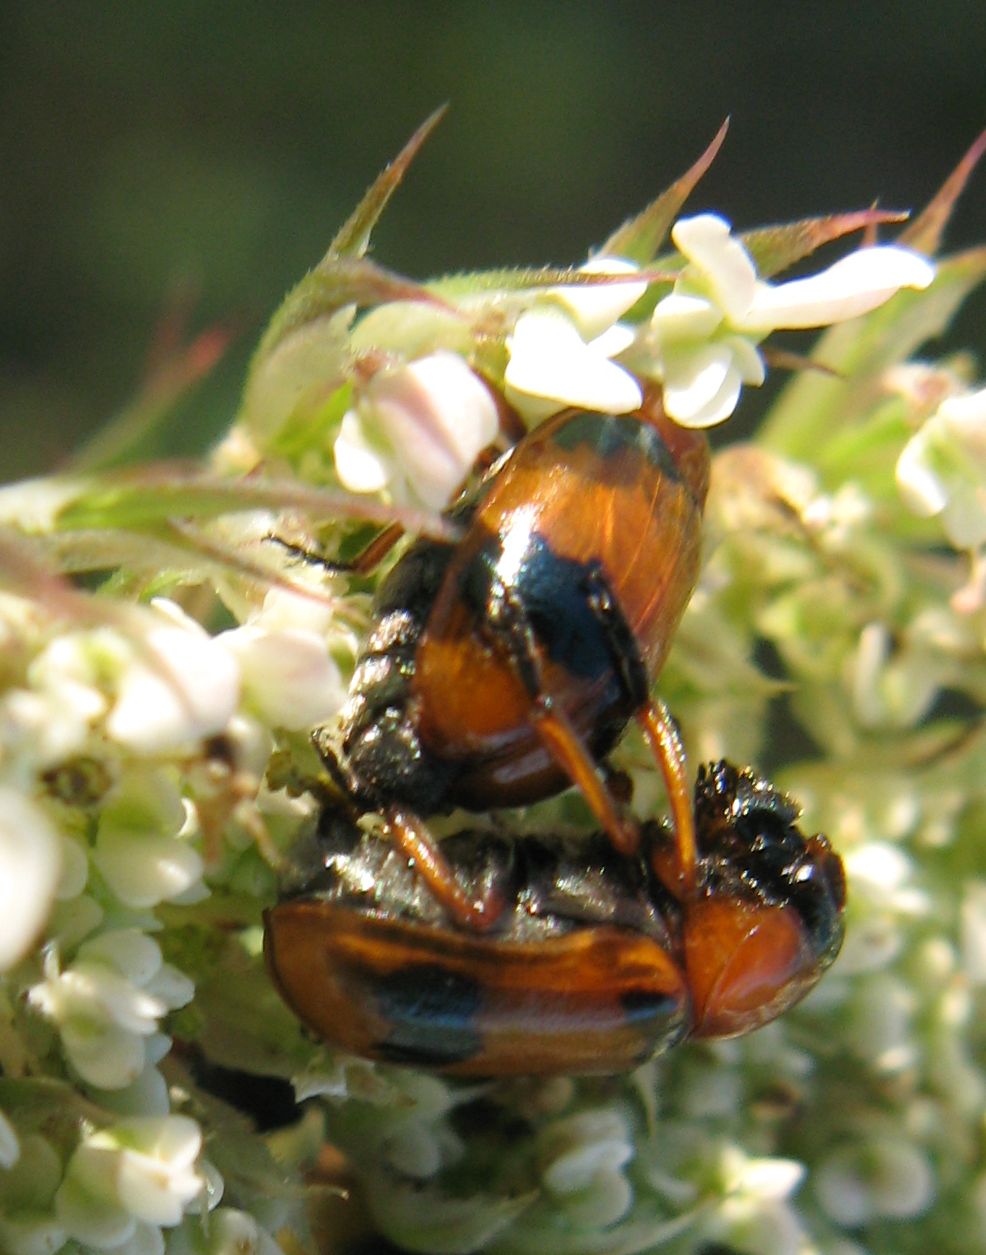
[
  {"left": 0, "top": 1108, "right": 19, "bottom": 1169},
  {"left": 333, "top": 410, "right": 393, "bottom": 494},
  {"left": 0, "top": 788, "right": 61, "bottom": 970},
  {"left": 62, "top": 1018, "right": 147, "bottom": 1089},
  {"left": 662, "top": 343, "right": 744, "bottom": 428},
  {"left": 590, "top": 322, "right": 637, "bottom": 358},
  {"left": 78, "top": 929, "right": 162, "bottom": 987},
  {"left": 505, "top": 309, "right": 642, "bottom": 414},
  {"left": 555, "top": 257, "right": 647, "bottom": 339},
  {"left": 651, "top": 291, "right": 723, "bottom": 340},
  {"left": 539, "top": 1110, "right": 633, "bottom": 1195},
  {"left": 94, "top": 829, "right": 204, "bottom": 909},
  {"left": 895, "top": 429, "right": 948, "bottom": 515},
  {"left": 144, "top": 962, "right": 195, "bottom": 1011},
  {"left": 220, "top": 625, "right": 346, "bottom": 729},
  {"left": 742, "top": 1157, "right": 806, "bottom": 1200},
  {"left": 742, "top": 246, "right": 935, "bottom": 332},
  {"left": 672, "top": 214, "right": 758, "bottom": 320},
  {"left": 939, "top": 383, "right": 986, "bottom": 430},
  {"left": 725, "top": 334, "right": 767, "bottom": 384},
  {"left": 107, "top": 627, "right": 240, "bottom": 753},
  {"left": 366, "top": 352, "right": 500, "bottom": 509}
]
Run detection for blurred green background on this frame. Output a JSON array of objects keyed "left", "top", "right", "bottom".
[{"left": 2, "top": 1, "right": 984, "bottom": 480}]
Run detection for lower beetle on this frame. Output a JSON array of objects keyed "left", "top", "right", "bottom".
[{"left": 264, "top": 761, "right": 846, "bottom": 1076}]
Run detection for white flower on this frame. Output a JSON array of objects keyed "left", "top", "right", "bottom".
[
  {"left": 107, "top": 600, "right": 241, "bottom": 753},
  {"left": 218, "top": 624, "right": 345, "bottom": 729},
  {"left": 649, "top": 213, "right": 935, "bottom": 427},
  {"left": 0, "top": 1108, "right": 19, "bottom": 1170},
  {"left": 334, "top": 351, "right": 499, "bottom": 509},
  {"left": 815, "top": 1139, "right": 935, "bottom": 1226},
  {"left": 55, "top": 1116, "right": 207, "bottom": 1246},
  {"left": 504, "top": 308, "right": 643, "bottom": 421},
  {"left": 168, "top": 1208, "right": 283, "bottom": 1255},
  {"left": 0, "top": 788, "right": 61, "bottom": 971},
  {"left": 536, "top": 1108, "right": 635, "bottom": 1227},
  {"left": 93, "top": 768, "right": 204, "bottom": 909},
  {"left": 502, "top": 257, "right": 645, "bottom": 420},
  {"left": 896, "top": 384, "right": 986, "bottom": 549},
  {"left": 29, "top": 928, "right": 193, "bottom": 1090}
]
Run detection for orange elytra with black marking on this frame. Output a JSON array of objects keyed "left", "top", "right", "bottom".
[
  {"left": 264, "top": 762, "right": 846, "bottom": 1076},
  {"left": 315, "top": 389, "right": 710, "bottom": 927}
]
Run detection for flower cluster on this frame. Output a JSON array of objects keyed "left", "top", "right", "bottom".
[
  {"left": 0, "top": 564, "right": 350, "bottom": 1250},
  {"left": 290, "top": 216, "right": 935, "bottom": 514},
  {"left": 2, "top": 120, "right": 985, "bottom": 1255}
]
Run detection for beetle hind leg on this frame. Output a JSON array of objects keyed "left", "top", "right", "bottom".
[
  {"left": 384, "top": 805, "right": 506, "bottom": 931},
  {"left": 638, "top": 700, "right": 697, "bottom": 898}
]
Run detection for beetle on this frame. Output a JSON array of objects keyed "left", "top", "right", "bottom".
[
  {"left": 264, "top": 760, "right": 846, "bottom": 1076},
  {"left": 314, "top": 388, "right": 711, "bottom": 927}
]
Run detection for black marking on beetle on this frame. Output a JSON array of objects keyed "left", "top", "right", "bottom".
[
  {"left": 549, "top": 410, "right": 682, "bottom": 486},
  {"left": 620, "top": 985, "right": 686, "bottom": 1033},
  {"left": 373, "top": 963, "right": 483, "bottom": 1067}
]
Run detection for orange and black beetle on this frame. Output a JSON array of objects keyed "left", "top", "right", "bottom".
[
  {"left": 265, "top": 761, "right": 846, "bottom": 1076},
  {"left": 315, "top": 389, "right": 710, "bottom": 926}
]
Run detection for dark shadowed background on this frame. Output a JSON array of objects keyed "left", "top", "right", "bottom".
[{"left": 2, "top": 1, "right": 984, "bottom": 479}]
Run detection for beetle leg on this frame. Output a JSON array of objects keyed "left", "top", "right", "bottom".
[
  {"left": 580, "top": 565, "right": 698, "bottom": 896},
  {"left": 383, "top": 804, "right": 506, "bottom": 931},
  {"left": 638, "top": 701, "right": 697, "bottom": 898},
  {"left": 268, "top": 522, "right": 406, "bottom": 575},
  {"left": 532, "top": 704, "right": 640, "bottom": 855},
  {"left": 485, "top": 568, "right": 640, "bottom": 857}
]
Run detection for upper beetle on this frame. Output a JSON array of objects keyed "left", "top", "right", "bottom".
[
  {"left": 315, "top": 388, "right": 710, "bottom": 926},
  {"left": 265, "top": 760, "right": 846, "bottom": 1076}
]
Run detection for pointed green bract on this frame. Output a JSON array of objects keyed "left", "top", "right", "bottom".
[
  {"left": 328, "top": 106, "right": 447, "bottom": 261},
  {"left": 598, "top": 119, "right": 729, "bottom": 264},
  {"left": 742, "top": 209, "right": 909, "bottom": 279}
]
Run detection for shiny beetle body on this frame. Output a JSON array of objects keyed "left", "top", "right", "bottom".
[
  {"left": 315, "top": 392, "right": 710, "bottom": 923},
  {"left": 265, "top": 762, "right": 846, "bottom": 1076}
]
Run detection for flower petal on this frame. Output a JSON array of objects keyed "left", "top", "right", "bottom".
[
  {"left": 221, "top": 625, "right": 346, "bottom": 729},
  {"left": 505, "top": 309, "right": 642, "bottom": 415},
  {"left": 333, "top": 410, "right": 392, "bottom": 494},
  {"left": 651, "top": 291, "right": 723, "bottom": 340},
  {"left": 554, "top": 257, "right": 647, "bottom": 339},
  {"left": 742, "top": 246, "right": 935, "bottom": 331},
  {"left": 672, "top": 214, "right": 758, "bottom": 321},
  {"left": 0, "top": 788, "right": 61, "bottom": 970},
  {"left": 368, "top": 352, "right": 500, "bottom": 509},
  {"left": 662, "top": 342, "right": 744, "bottom": 428}
]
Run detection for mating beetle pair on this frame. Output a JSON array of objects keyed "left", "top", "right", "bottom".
[{"left": 264, "top": 388, "right": 846, "bottom": 1076}]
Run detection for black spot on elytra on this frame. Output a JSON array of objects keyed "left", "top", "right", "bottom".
[{"left": 373, "top": 964, "right": 483, "bottom": 1067}]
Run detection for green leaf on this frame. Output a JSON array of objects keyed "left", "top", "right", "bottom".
[{"left": 597, "top": 119, "right": 729, "bottom": 264}]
